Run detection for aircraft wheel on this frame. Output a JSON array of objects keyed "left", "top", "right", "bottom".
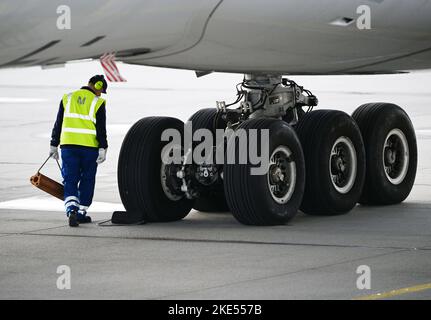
[
  {"left": 352, "top": 103, "right": 417, "bottom": 205},
  {"left": 118, "top": 117, "right": 193, "bottom": 222},
  {"left": 296, "top": 110, "right": 366, "bottom": 215},
  {"left": 188, "top": 109, "right": 229, "bottom": 212},
  {"left": 224, "top": 119, "right": 305, "bottom": 225}
]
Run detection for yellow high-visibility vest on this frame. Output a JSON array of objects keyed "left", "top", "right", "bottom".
[{"left": 60, "top": 89, "right": 105, "bottom": 147}]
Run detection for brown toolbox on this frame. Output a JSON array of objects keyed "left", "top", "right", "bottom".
[{"left": 30, "top": 156, "right": 64, "bottom": 201}]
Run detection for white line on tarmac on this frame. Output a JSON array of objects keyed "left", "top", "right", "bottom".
[{"left": 0, "top": 196, "right": 124, "bottom": 212}]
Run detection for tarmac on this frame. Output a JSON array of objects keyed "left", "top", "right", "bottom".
[{"left": 0, "top": 63, "right": 430, "bottom": 299}]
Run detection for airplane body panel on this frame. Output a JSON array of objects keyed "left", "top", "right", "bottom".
[{"left": 1, "top": 0, "right": 431, "bottom": 74}]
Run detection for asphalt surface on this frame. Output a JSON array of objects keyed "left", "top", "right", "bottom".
[{"left": 0, "top": 63, "right": 430, "bottom": 299}]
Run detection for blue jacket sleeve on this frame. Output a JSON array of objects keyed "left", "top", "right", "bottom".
[
  {"left": 96, "top": 102, "right": 108, "bottom": 149},
  {"left": 50, "top": 100, "right": 64, "bottom": 147}
]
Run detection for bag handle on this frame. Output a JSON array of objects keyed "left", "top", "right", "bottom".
[{"left": 37, "top": 155, "right": 62, "bottom": 174}]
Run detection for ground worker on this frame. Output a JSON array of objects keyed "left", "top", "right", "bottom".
[{"left": 49, "top": 75, "right": 108, "bottom": 227}]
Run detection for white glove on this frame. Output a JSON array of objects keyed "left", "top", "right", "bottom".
[
  {"left": 96, "top": 148, "right": 107, "bottom": 164},
  {"left": 49, "top": 146, "right": 59, "bottom": 160}
]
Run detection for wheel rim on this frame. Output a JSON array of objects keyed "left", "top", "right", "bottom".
[
  {"left": 329, "top": 136, "right": 357, "bottom": 194},
  {"left": 160, "top": 146, "right": 184, "bottom": 201},
  {"left": 267, "top": 146, "right": 296, "bottom": 204},
  {"left": 382, "top": 128, "right": 409, "bottom": 185}
]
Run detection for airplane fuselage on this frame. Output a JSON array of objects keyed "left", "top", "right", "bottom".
[{"left": 1, "top": 0, "right": 431, "bottom": 74}]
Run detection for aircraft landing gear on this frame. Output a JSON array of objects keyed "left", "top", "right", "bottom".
[{"left": 116, "top": 75, "right": 417, "bottom": 226}]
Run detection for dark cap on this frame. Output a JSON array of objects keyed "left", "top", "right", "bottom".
[{"left": 89, "top": 74, "right": 108, "bottom": 93}]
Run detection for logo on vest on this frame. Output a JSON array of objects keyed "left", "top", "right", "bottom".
[{"left": 77, "top": 97, "right": 86, "bottom": 105}]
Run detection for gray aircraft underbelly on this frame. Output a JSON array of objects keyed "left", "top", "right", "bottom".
[{"left": 1, "top": 0, "right": 431, "bottom": 74}]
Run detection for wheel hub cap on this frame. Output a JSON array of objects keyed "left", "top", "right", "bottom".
[
  {"left": 330, "top": 136, "right": 357, "bottom": 194},
  {"left": 383, "top": 128, "right": 409, "bottom": 185},
  {"left": 267, "top": 146, "right": 296, "bottom": 204}
]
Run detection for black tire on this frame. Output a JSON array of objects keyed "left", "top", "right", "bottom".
[
  {"left": 118, "top": 117, "right": 193, "bottom": 222},
  {"left": 224, "top": 119, "right": 305, "bottom": 225},
  {"left": 352, "top": 103, "right": 417, "bottom": 205},
  {"left": 188, "top": 109, "right": 229, "bottom": 212},
  {"left": 188, "top": 108, "right": 227, "bottom": 134},
  {"left": 296, "top": 110, "right": 366, "bottom": 215}
]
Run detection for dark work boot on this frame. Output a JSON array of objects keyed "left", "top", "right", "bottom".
[
  {"left": 77, "top": 211, "right": 92, "bottom": 224},
  {"left": 68, "top": 210, "right": 79, "bottom": 227}
]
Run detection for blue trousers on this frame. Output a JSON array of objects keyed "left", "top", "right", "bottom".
[{"left": 61, "top": 147, "right": 98, "bottom": 215}]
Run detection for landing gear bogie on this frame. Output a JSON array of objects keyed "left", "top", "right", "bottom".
[{"left": 116, "top": 75, "right": 418, "bottom": 226}]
